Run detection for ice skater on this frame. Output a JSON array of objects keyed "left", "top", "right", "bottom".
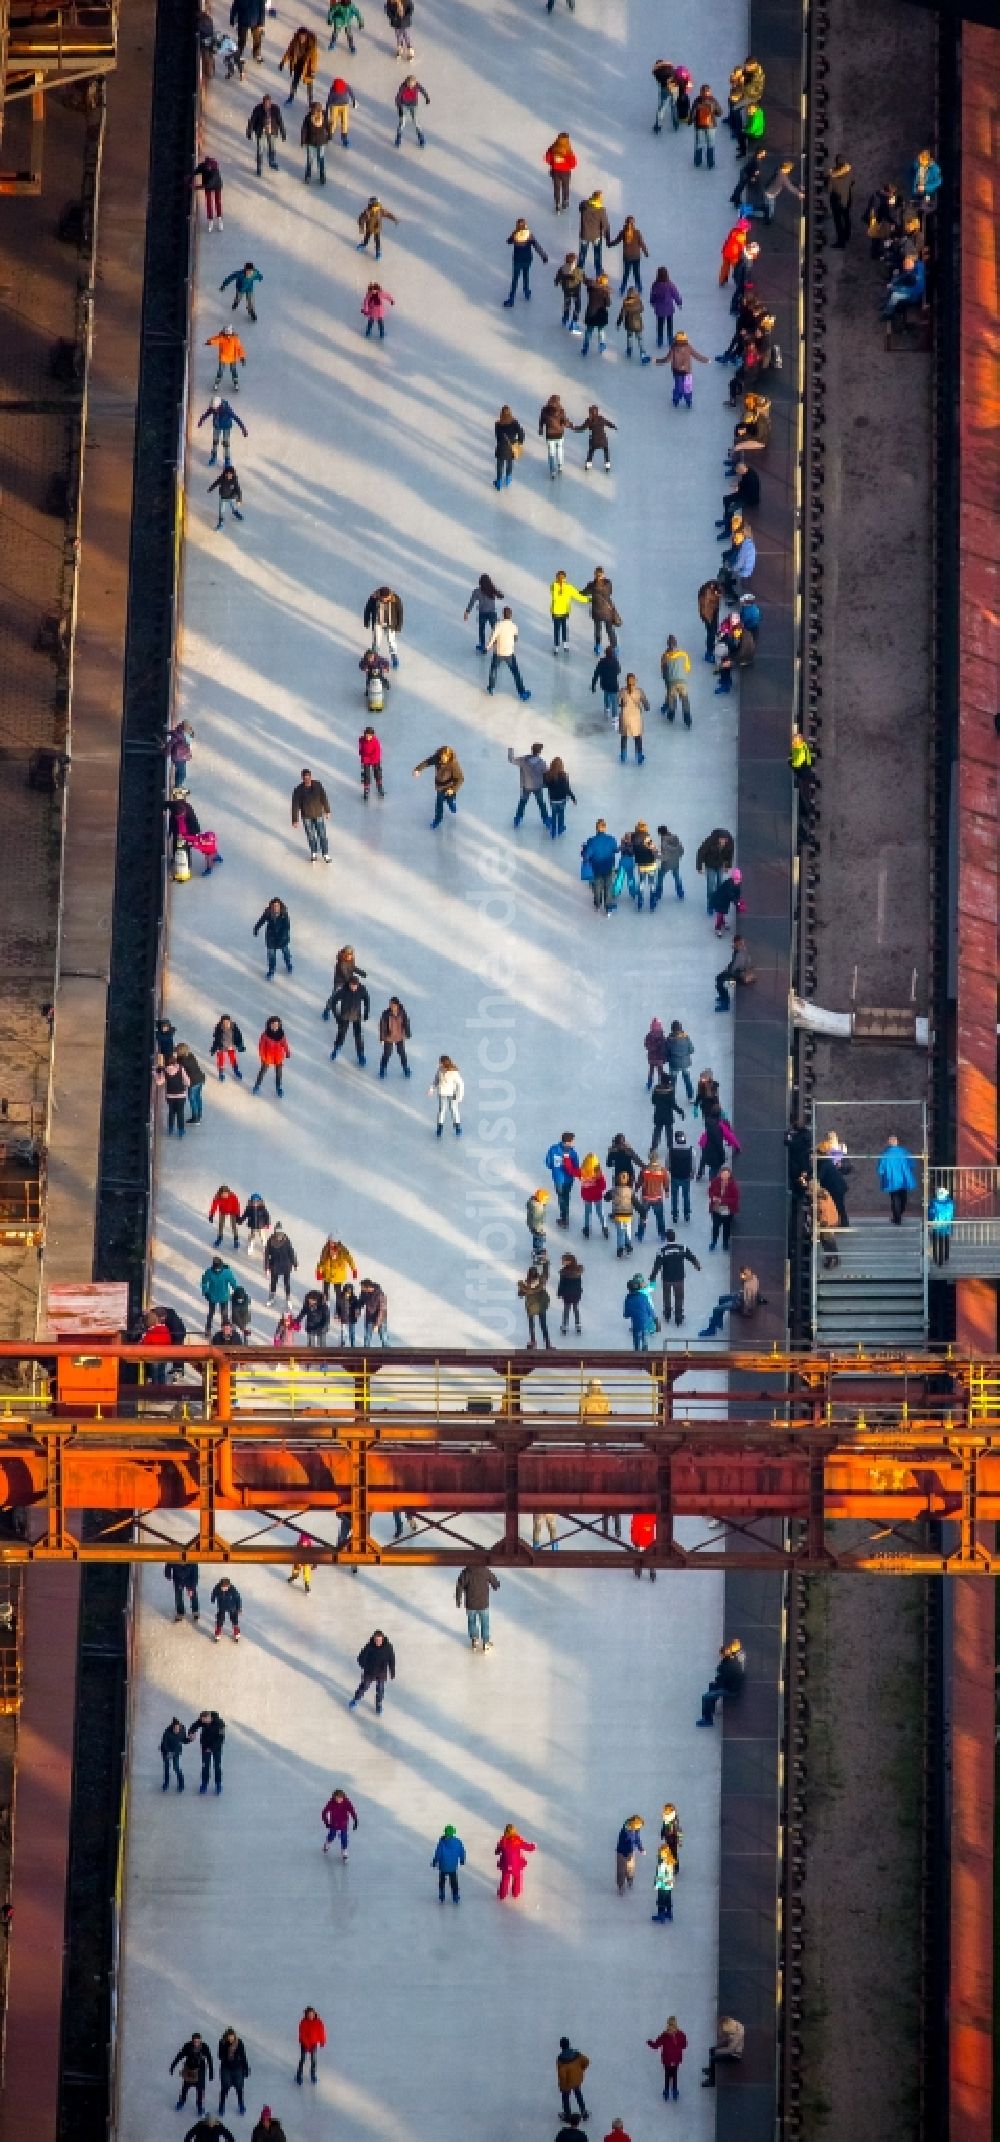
[
  {"left": 193, "top": 152, "right": 224, "bottom": 229},
  {"left": 413, "top": 744, "right": 464, "bottom": 826},
  {"left": 186, "top": 1709, "right": 224, "bottom": 1786},
  {"left": 206, "top": 326, "right": 246, "bottom": 391},
  {"left": 510, "top": 741, "right": 550, "bottom": 825},
  {"left": 364, "top": 582, "right": 404, "bottom": 665},
  {"left": 247, "top": 91, "right": 286, "bottom": 173},
  {"left": 652, "top": 1843, "right": 675, "bottom": 1920},
  {"left": 211, "top": 1576, "right": 241, "bottom": 1642},
  {"left": 358, "top": 194, "right": 397, "bottom": 254},
  {"left": 171, "top": 2033, "right": 213, "bottom": 2112},
  {"left": 197, "top": 395, "right": 247, "bottom": 466},
  {"left": 240, "top": 1191, "right": 269, "bottom": 1252},
  {"left": 557, "top": 2039, "right": 590, "bottom": 2119},
  {"left": 321, "top": 1785, "right": 359, "bottom": 1856},
  {"left": 211, "top": 1014, "right": 245, "bottom": 1080},
  {"left": 615, "top": 1814, "right": 645, "bottom": 1891},
  {"left": 161, "top": 1717, "right": 187, "bottom": 1790},
  {"left": 359, "top": 726, "right": 384, "bottom": 799},
  {"left": 295, "top": 2008, "right": 326, "bottom": 2086},
  {"left": 209, "top": 1184, "right": 241, "bottom": 1249},
  {"left": 328, "top": 974, "right": 370, "bottom": 1065},
  {"left": 657, "top": 329, "right": 710, "bottom": 408},
  {"left": 504, "top": 216, "right": 548, "bottom": 305},
  {"left": 456, "top": 1563, "right": 499, "bottom": 1648},
  {"left": 263, "top": 1219, "right": 298, "bottom": 1301},
  {"left": 208, "top": 465, "right": 243, "bottom": 528},
  {"left": 575, "top": 402, "right": 617, "bottom": 470},
  {"left": 253, "top": 1016, "right": 290, "bottom": 1097},
  {"left": 394, "top": 72, "right": 429, "bottom": 146},
  {"left": 218, "top": 2028, "right": 251, "bottom": 2118},
  {"left": 220, "top": 259, "right": 263, "bottom": 318},
  {"left": 429, "top": 1054, "right": 464, "bottom": 1135},
  {"left": 350, "top": 1628, "right": 396, "bottom": 1712},
  {"left": 660, "top": 1801, "right": 683, "bottom": 1864},
  {"left": 432, "top": 1824, "right": 466, "bottom": 1901},
  {"left": 647, "top": 2017, "right": 688, "bottom": 2099},
  {"left": 362, "top": 281, "right": 394, "bottom": 339},
  {"left": 165, "top": 1560, "right": 200, "bottom": 1620},
  {"left": 488, "top": 610, "right": 531, "bottom": 697},
  {"left": 496, "top": 1823, "right": 535, "bottom": 1900}
]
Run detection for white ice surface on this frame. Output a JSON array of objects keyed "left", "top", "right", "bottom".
[{"left": 122, "top": 0, "right": 747, "bottom": 2126}]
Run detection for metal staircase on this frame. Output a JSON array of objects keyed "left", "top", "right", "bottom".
[{"left": 815, "top": 1215, "right": 927, "bottom": 1346}]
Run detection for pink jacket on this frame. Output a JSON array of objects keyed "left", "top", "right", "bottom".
[
  {"left": 496, "top": 1834, "right": 535, "bottom": 1873},
  {"left": 362, "top": 288, "right": 394, "bottom": 321},
  {"left": 358, "top": 731, "right": 382, "bottom": 766}
]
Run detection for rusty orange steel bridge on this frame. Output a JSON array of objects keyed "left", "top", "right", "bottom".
[{"left": 0, "top": 1343, "right": 997, "bottom": 1572}]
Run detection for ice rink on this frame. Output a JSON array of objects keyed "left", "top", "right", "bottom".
[{"left": 120, "top": 0, "right": 748, "bottom": 2125}]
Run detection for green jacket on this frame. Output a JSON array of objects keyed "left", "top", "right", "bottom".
[{"left": 328, "top": 0, "right": 363, "bottom": 23}]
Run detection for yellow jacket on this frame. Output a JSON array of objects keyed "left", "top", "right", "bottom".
[
  {"left": 316, "top": 1242, "right": 357, "bottom": 1286},
  {"left": 550, "top": 578, "right": 587, "bottom": 619},
  {"left": 580, "top": 1383, "right": 611, "bottom": 1423}
]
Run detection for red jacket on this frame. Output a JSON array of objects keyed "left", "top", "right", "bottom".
[
  {"left": 708, "top": 1172, "right": 740, "bottom": 1216},
  {"left": 298, "top": 2014, "right": 326, "bottom": 2050},
  {"left": 545, "top": 143, "right": 577, "bottom": 173},
  {"left": 141, "top": 1321, "right": 172, "bottom": 1348},
  {"left": 648, "top": 2029, "right": 687, "bottom": 2067},
  {"left": 579, "top": 1168, "right": 607, "bottom": 1205},
  {"left": 358, "top": 731, "right": 382, "bottom": 766},
  {"left": 259, "top": 1031, "right": 291, "bottom": 1067},
  {"left": 721, "top": 225, "right": 749, "bottom": 267},
  {"left": 209, "top": 1191, "right": 240, "bottom": 1221},
  {"left": 321, "top": 1793, "right": 357, "bottom": 1830},
  {"left": 495, "top": 1833, "right": 535, "bottom": 1871}
]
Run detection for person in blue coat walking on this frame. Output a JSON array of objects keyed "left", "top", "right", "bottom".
[
  {"left": 546, "top": 1131, "right": 581, "bottom": 1228},
  {"left": 623, "top": 1273, "right": 658, "bottom": 1352},
  {"left": 432, "top": 1824, "right": 466, "bottom": 1901},
  {"left": 581, "top": 819, "right": 619, "bottom": 915},
  {"left": 877, "top": 1134, "right": 917, "bottom": 1225}
]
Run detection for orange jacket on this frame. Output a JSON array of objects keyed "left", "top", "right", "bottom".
[{"left": 206, "top": 331, "right": 246, "bottom": 365}]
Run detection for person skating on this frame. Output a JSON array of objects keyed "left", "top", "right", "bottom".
[
  {"left": 544, "top": 130, "right": 577, "bottom": 211},
  {"left": 456, "top": 1562, "right": 499, "bottom": 1648},
  {"left": 240, "top": 1190, "right": 270, "bottom": 1254},
  {"left": 208, "top": 464, "right": 244, "bottom": 529},
  {"left": 210, "top": 1013, "right": 245, "bottom": 1085},
  {"left": 635, "top": 1152, "right": 668, "bottom": 1242},
  {"left": 301, "top": 98, "right": 331, "bottom": 179},
  {"left": 221, "top": 262, "right": 263, "bottom": 327},
  {"left": 554, "top": 251, "right": 585, "bottom": 331},
  {"left": 328, "top": 974, "right": 370, "bottom": 1065},
  {"left": 291, "top": 767, "right": 331, "bottom": 861},
  {"left": 316, "top": 1236, "right": 357, "bottom": 1299},
  {"left": 334, "top": 1278, "right": 360, "bottom": 1345},
  {"left": 385, "top": 0, "right": 414, "bottom": 58},
  {"left": 321, "top": 1784, "right": 358, "bottom": 1856},
  {"left": 606, "top": 1131, "right": 644, "bottom": 1185},
  {"left": 581, "top": 819, "right": 618, "bottom": 912},
  {"left": 201, "top": 1256, "right": 236, "bottom": 1335},
  {"left": 610, "top": 214, "right": 648, "bottom": 293},
  {"left": 668, "top": 1130, "right": 694, "bottom": 1223},
  {"left": 877, "top": 1133, "right": 917, "bottom": 1224},
  {"left": 172, "top": 2034, "right": 214, "bottom": 2112},
  {"left": 575, "top": 402, "right": 617, "bottom": 471},
  {"left": 650, "top": 1072, "right": 685, "bottom": 1154},
  {"left": 556, "top": 1252, "right": 584, "bottom": 1336},
  {"left": 650, "top": 1230, "right": 701, "bottom": 1326},
  {"left": 254, "top": 896, "right": 293, "bottom": 977},
  {"left": 623, "top": 1271, "right": 657, "bottom": 1351},
  {"left": 194, "top": 151, "right": 224, "bottom": 227},
  {"left": 580, "top": 270, "right": 612, "bottom": 357},
  {"left": 544, "top": 756, "right": 576, "bottom": 837},
  {"left": 378, "top": 996, "right": 411, "bottom": 1076},
  {"left": 394, "top": 72, "right": 428, "bottom": 146},
  {"left": 156, "top": 1052, "right": 191, "bottom": 1137},
  {"left": 526, "top": 1185, "right": 549, "bottom": 1259},
  {"left": 648, "top": 2017, "right": 687, "bottom": 2099},
  {"left": 518, "top": 1263, "right": 553, "bottom": 1349},
  {"left": 229, "top": 0, "right": 265, "bottom": 66},
  {"left": 578, "top": 189, "right": 609, "bottom": 273},
  {"left": 505, "top": 216, "right": 548, "bottom": 306},
  {"left": 364, "top": 583, "right": 404, "bottom": 665},
  {"left": 251, "top": 2111, "right": 287, "bottom": 2142},
  {"left": 198, "top": 395, "right": 247, "bottom": 467},
  {"left": 496, "top": 1824, "right": 535, "bottom": 1900},
  {"left": 263, "top": 1219, "right": 298, "bottom": 1300},
  {"left": 359, "top": 1276, "right": 389, "bottom": 1346},
  {"left": 539, "top": 396, "right": 575, "bottom": 481},
  {"left": 188, "top": 1709, "right": 226, "bottom": 1791},
  {"left": 578, "top": 1154, "right": 608, "bottom": 1236},
  {"left": 591, "top": 646, "right": 622, "bottom": 722},
  {"left": 362, "top": 281, "right": 394, "bottom": 339},
  {"left": 582, "top": 566, "right": 619, "bottom": 652},
  {"left": 328, "top": 0, "right": 364, "bottom": 49},
  {"left": 166, "top": 1561, "right": 200, "bottom": 1621},
  {"left": 357, "top": 193, "right": 398, "bottom": 256},
  {"left": 247, "top": 91, "right": 286, "bottom": 173},
  {"left": 218, "top": 2029, "right": 251, "bottom": 2117},
  {"left": 209, "top": 1183, "right": 241, "bottom": 1250},
  {"left": 432, "top": 1823, "right": 466, "bottom": 1900},
  {"left": 651, "top": 57, "right": 692, "bottom": 132},
  {"left": 660, "top": 1800, "right": 683, "bottom": 1863},
  {"left": 289, "top": 1531, "right": 317, "bottom": 1587},
  {"left": 607, "top": 1172, "right": 635, "bottom": 1259},
  {"left": 615, "top": 1813, "right": 645, "bottom": 1891},
  {"left": 298, "top": 1288, "right": 331, "bottom": 1346},
  {"left": 464, "top": 572, "right": 503, "bottom": 651},
  {"left": 548, "top": 574, "right": 586, "bottom": 656},
  {"left": 652, "top": 1842, "right": 676, "bottom": 1920},
  {"left": 715, "top": 932, "right": 754, "bottom": 1010},
  {"left": 413, "top": 744, "right": 463, "bottom": 826},
  {"left": 615, "top": 286, "right": 650, "bottom": 363},
  {"left": 296, "top": 2007, "right": 326, "bottom": 2086},
  {"left": 510, "top": 740, "right": 549, "bottom": 826},
  {"left": 161, "top": 1716, "right": 187, "bottom": 1790},
  {"left": 557, "top": 2039, "right": 590, "bottom": 2118},
  {"left": 350, "top": 1628, "right": 395, "bottom": 1711},
  {"left": 493, "top": 407, "right": 525, "bottom": 490},
  {"left": 487, "top": 611, "right": 530, "bottom": 699},
  {"left": 651, "top": 829, "right": 685, "bottom": 908},
  {"left": 617, "top": 675, "right": 648, "bottom": 765},
  {"left": 826, "top": 152, "right": 853, "bottom": 245},
  {"left": 660, "top": 635, "right": 692, "bottom": 724},
  {"left": 649, "top": 264, "right": 682, "bottom": 347},
  {"left": 691, "top": 81, "right": 723, "bottom": 167},
  {"left": 644, "top": 1016, "right": 669, "bottom": 1089},
  {"left": 211, "top": 1576, "right": 241, "bottom": 1643},
  {"left": 325, "top": 73, "right": 358, "bottom": 142},
  {"left": 253, "top": 1015, "right": 290, "bottom": 1097},
  {"left": 656, "top": 328, "right": 710, "bottom": 408},
  {"left": 707, "top": 1166, "right": 740, "bottom": 1250}
]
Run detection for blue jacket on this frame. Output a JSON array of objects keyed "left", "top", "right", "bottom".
[
  {"left": 432, "top": 1834, "right": 466, "bottom": 1874},
  {"left": 909, "top": 157, "right": 941, "bottom": 199},
  {"left": 583, "top": 831, "right": 617, "bottom": 874},
  {"left": 546, "top": 1141, "right": 580, "bottom": 1188},
  {"left": 616, "top": 1824, "right": 645, "bottom": 1858},
  {"left": 877, "top": 1144, "right": 916, "bottom": 1194},
  {"left": 201, "top": 1263, "right": 236, "bottom": 1304},
  {"left": 221, "top": 267, "right": 262, "bottom": 295},
  {"left": 928, "top": 1190, "right": 954, "bottom": 1232},
  {"left": 623, "top": 1289, "right": 657, "bottom": 1335},
  {"left": 198, "top": 399, "right": 246, "bottom": 437}
]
